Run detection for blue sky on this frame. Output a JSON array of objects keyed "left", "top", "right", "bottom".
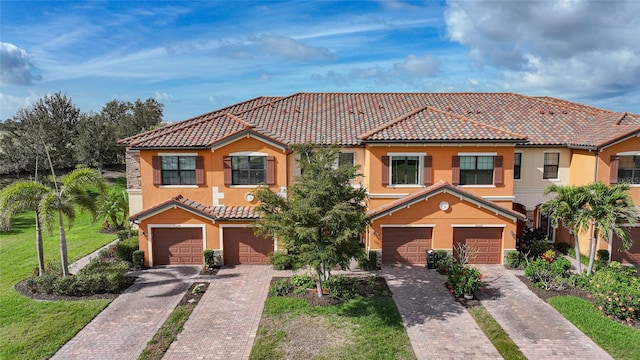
[{"left": 2, "top": 0, "right": 639, "bottom": 121}]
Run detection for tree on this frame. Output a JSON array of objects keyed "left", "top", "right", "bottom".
[
  {"left": 39, "top": 167, "right": 104, "bottom": 276},
  {"left": 76, "top": 113, "right": 119, "bottom": 170},
  {"left": 541, "top": 184, "right": 590, "bottom": 274},
  {"left": 0, "top": 181, "right": 50, "bottom": 276},
  {"left": 96, "top": 186, "right": 129, "bottom": 230},
  {"left": 582, "top": 182, "right": 637, "bottom": 274},
  {"left": 255, "top": 144, "right": 368, "bottom": 297}
]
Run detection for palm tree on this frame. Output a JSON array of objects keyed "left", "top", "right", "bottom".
[
  {"left": 96, "top": 186, "right": 129, "bottom": 230},
  {"left": 541, "top": 184, "right": 590, "bottom": 274},
  {"left": 583, "top": 182, "right": 637, "bottom": 274},
  {"left": 40, "top": 167, "right": 104, "bottom": 276},
  {"left": 0, "top": 181, "right": 50, "bottom": 276}
]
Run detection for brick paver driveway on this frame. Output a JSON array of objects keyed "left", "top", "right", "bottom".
[
  {"left": 51, "top": 266, "right": 201, "bottom": 360},
  {"left": 477, "top": 265, "right": 612, "bottom": 360},
  {"left": 163, "top": 265, "right": 274, "bottom": 360},
  {"left": 382, "top": 265, "right": 501, "bottom": 360}
]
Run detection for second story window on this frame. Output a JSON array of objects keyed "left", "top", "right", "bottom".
[
  {"left": 460, "top": 156, "right": 494, "bottom": 185},
  {"left": 338, "top": 152, "right": 355, "bottom": 167},
  {"left": 152, "top": 155, "right": 204, "bottom": 186},
  {"left": 617, "top": 156, "right": 640, "bottom": 184},
  {"left": 514, "top": 153, "right": 522, "bottom": 180},
  {"left": 232, "top": 156, "right": 266, "bottom": 185},
  {"left": 391, "top": 156, "right": 420, "bottom": 185},
  {"left": 543, "top": 153, "right": 560, "bottom": 179}
]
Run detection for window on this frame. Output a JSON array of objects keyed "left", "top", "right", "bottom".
[
  {"left": 391, "top": 156, "right": 420, "bottom": 185},
  {"left": 543, "top": 153, "right": 559, "bottom": 179},
  {"left": 338, "top": 152, "right": 355, "bottom": 167},
  {"left": 232, "top": 156, "right": 266, "bottom": 185},
  {"left": 160, "top": 156, "right": 196, "bottom": 185},
  {"left": 514, "top": 153, "right": 522, "bottom": 180},
  {"left": 460, "top": 156, "right": 494, "bottom": 185},
  {"left": 617, "top": 156, "right": 640, "bottom": 184}
]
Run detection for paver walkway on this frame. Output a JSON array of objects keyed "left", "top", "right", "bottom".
[
  {"left": 476, "top": 265, "right": 612, "bottom": 360},
  {"left": 51, "top": 266, "right": 201, "bottom": 360},
  {"left": 163, "top": 265, "right": 274, "bottom": 360},
  {"left": 382, "top": 265, "right": 501, "bottom": 360}
]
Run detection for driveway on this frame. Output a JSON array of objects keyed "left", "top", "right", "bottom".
[
  {"left": 476, "top": 265, "right": 612, "bottom": 360},
  {"left": 162, "top": 265, "right": 274, "bottom": 360},
  {"left": 51, "top": 266, "right": 201, "bottom": 360},
  {"left": 382, "top": 265, "right": 501, "bottom": 359}
]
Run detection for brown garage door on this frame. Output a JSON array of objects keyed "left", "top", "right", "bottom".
[
  {"left": 454, "top": 227, "right": 502, "bottom": 264},
  {"left": 153, "top": 228, "right": 203, "bottom": 265},
  {"left": 382, "top": 227, "right": 432, "bottom": 265},
  {"left": 611, "top": 228, "right": 640, "bottom": 265},
  {"left": 223, "top": 227, "right": 273, "bottom": 265}
]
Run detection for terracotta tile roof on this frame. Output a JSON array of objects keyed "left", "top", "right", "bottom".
[
  {"left": 121, "top": 93, "right": 640, "bottom": 149},
  {"left": 367, "top": 180, "right": 526, "bottom": 221},
  {"left": 128, "top": 195, "right": 260, "bottom": 221}
]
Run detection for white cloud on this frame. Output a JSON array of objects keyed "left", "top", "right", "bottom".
[
  {"left": 253, "top": 35, "right": 335, "bottom": 61},
  {"left": 0, "top": 42, "right": 42, "bottom": 85},
  {"left": 0, "top": 92, "right": 39, "bottom": 119},
  {"left": 444, "top": 0, "right": 640, "bottom": 100},
  {"left": 394, "top": 54, "right": 440, "bottom": 77},
  {"left": 154, "top": 92, "right": 175, "bottom": 102}
]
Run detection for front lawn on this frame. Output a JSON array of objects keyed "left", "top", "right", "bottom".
[
  {"left": 250, "top": 282, "right": 415, "bottom": 359},
  {"left": 548, "top": 296, "right": 640, "bottom": 360},
  {"left": 0, "top": 212, "right": 116, "bottom": 360}
]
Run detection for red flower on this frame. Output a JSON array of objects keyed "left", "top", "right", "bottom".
[
  {"left": 479, "top": 274, "right": 484, "bottom": 279},
  {"left": 449, "top": 289, "right": 454, "bottom": 293}
]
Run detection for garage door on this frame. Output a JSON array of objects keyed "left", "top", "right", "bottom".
[
  {"left": 382, "top": 227, "right": 432, "bottom": 265},
  {"left": 611, "top": 228, "right": 640, "bottom": 265},
  {"left": 153, "top": 228, "right": 203, "bottom": 265},
  {"left": 223, "top": 227, "right": 273, "bottom": 265},
  {"left": 454, "top": 228, "right": 503, "bottom": 264}
]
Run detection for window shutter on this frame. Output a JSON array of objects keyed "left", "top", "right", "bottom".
[
  {"left": 152, "top": 156, "right": 162, "bottom": 185},
  {"left": 423, "top": 155, "right": 433, "bottom": 186},
  {"left": 266, "top": 156, "right": 275, "bottom": 185},
  {"left": 223, "top": 156, "right": 232, "bottom": 185},
  {"left": 195, "top": 156, "right": 204, "bottom": 185},
  {"left": 382, "top": 156, "right": 389, "bottom": 186},
  {"left": 494, "top": 156, "right": 503, "bottom": 185},
  {"left": 452, "top": 156, "right": 460, "bottom": 185},
  {"left": 610, "top": 155, "right": 619, "bottom": 184}
]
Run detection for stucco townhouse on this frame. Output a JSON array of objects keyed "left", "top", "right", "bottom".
[{"left": 118, "top": 93, "right": 640, "bottom": 267}]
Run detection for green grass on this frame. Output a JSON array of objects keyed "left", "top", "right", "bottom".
[
  {"left": 250, "top": 296, "right": 416, "bottom": 360},
  {"left": 138, "top": 304, "right": 194, "bottom": 360},
  {"left": 468, "top": 306, "right": 527, "bottom": 360},
  {"left": 0, "top": 211, "right": 117, "bottom": 360},
  {"left": 549, "top": 296, "right": 640, "bottom": 360}
]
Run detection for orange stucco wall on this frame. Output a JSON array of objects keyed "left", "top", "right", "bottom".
[
  {"left": 366, "top": 192, "right": 518, "bottom": 264},
  {"left": 569, "top": 150, "right": 597, "bottom": 186},
  {"left": 138, "top": 137, "right": 288, "bottom": 209}
]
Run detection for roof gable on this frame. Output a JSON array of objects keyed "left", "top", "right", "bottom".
[{"left": 129, "top": 195, "right": 260, "bottom": 222}]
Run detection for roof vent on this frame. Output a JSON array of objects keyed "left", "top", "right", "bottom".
[
  {"left": 446, "top": 106, "right": 452, "bottom": 111},
  {"left": 476, "top": 109, "right": 481, "bottom": 114},
  {"left": 378, "top": 103, "right": 384, "bottom": 109},
  {"left": 294, "top": 106, "right": 301, "bottom": 113}
]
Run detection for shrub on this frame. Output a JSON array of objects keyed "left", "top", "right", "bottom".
[
  {"left": 505, "top": 250, "right": 524, "bottom": 269},
  {"left": 268, "top": 251, "right": 293, "bottom": 270},
  {"left": 291, "top": 274, "right": 314, "bottom": 289},
  {"left": 268, "top": 279, "right": 293, "bottom": 297},
  {"left": 132, "top": 250, "right": 145, "bottom": 269},
  {"left": 596, "top": 249, "right": 610, "bottom": 270},
  {"left": 117, "top": 228, "right": 138, "bottom": 241},
  {"left": 115, "top": 237, "right": 139, "bottom": 264},
  {"left": 589, "top": 262, "right": 640, "bottom": 320},
  {"left": 555, "top": 242, "right": 570, "bottom": 255},
  {"left": 524, "top": 257, "right": 571, "bottom": 290},
  {"left": 519, "top": 227, "right": 552, "bottom": 259},
  {"left": 435, "top": 251, "right": 453, "bottom": 272},
  {"left": 325, "top": 275, "right": 360, "bottom": 300},
  {"left": 30, "top": 259, "right": 130, "bottom": 296},
  {"left": 357, "top": 251, "right": 380, "bottom": 271},
  {"left": 446, "top": 263, "right": 483, "bottom": 297},
  {"left": 204, "top": 249, "right": 216, "bottom": 269},
  {"left": 541, "top": 249, "right": 556, "bottom": 262}
]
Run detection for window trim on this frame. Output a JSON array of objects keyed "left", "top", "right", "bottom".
[
  {"left": 387, "top": 152, "right": 426, "bottom": 187},
  {"left": 615, "top": 153, "right": 640, "bottom": 185},
  {"left": 154, "top": 153, "right": 203, "bottom": 187},
  {"left": 514, "top": 152, "right": 522, "bottom": 181},
  {"left": 543, "top": 151, "right": 560, "bottom": 180},
  {"left": 457, "top": 153, "right": 496, "bottom": 186}
]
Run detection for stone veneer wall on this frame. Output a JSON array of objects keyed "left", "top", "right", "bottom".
[{"left": 126, "top": 149, "right": 141, "bottom": 190}]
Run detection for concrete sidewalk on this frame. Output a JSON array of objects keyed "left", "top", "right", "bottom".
[
  {"left": 69, "top": 238, "right": 120, "bottom": 274},
  {"left": 476, "top": 265, "right": 612, "bottom": 360},
  {"left": 51, "top": 266, "right": 201, "bottom": 360},
  {"left": 382, "top": 266, "right": 502, "bottom": 360}
]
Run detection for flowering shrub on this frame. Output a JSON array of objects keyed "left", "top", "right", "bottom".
[
  {"left": 446, "top": 263, "right": 483, "bottom": 297},
  {"left": 524, "top": 257, "right": 571, "bottom": 290},
  {"left": 541, "top": 249, "right": 556, "bottom": 263},
  {"left": 589, "top": 262, "right": 640, "bottom": 321}
]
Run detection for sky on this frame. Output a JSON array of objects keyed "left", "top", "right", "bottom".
[{"left": 1, "top": 0, "right": 640, "bottom": 122}]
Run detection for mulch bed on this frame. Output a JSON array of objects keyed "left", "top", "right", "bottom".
[{"left": 14, "top": 276, "right": 136, "bottom": 301}]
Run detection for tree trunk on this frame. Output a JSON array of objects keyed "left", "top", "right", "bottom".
[
  {"left": 571, "top": 231, "right": 582, "bottom": 274},
  {"left": 35, "top": 212, "right": 45, "bottom": 276},
  {"left": 59, "top": 209, "right": 70, "bottom": 277},
  {"left": 315, "top": 268, "right": 324, "bottom": 298},
  {"left": 586, "top": 225, "right": 598, "bottom": 275}
]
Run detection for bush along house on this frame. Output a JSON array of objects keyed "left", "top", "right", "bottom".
[{"left": 119, "top": 93, "right": 640, "bottom": 267}]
